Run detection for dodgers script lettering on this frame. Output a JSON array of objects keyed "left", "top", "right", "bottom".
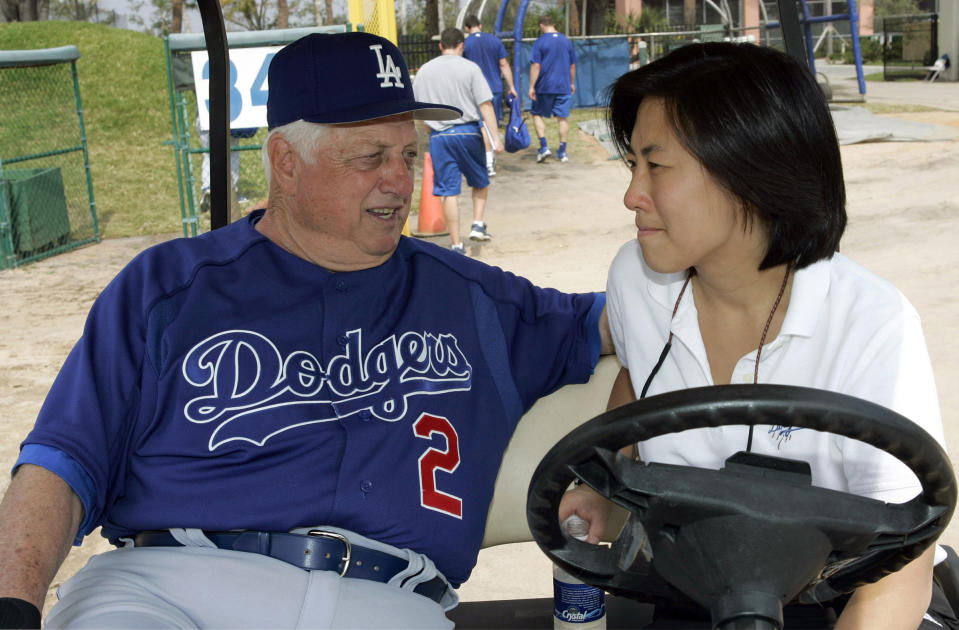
[{"left": 181, "top": 329, "right": 472, "bottom": 450}]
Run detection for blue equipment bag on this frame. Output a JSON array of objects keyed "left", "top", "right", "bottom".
[{"left": 504, "top": 93, "right": 531, "bottom": 153}]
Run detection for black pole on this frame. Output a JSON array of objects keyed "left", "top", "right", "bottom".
[
  {"left": 196, "top": 0, "right": 231, "bottom": 230},
  {"left": 775, "top": 0, "right": 808, "bottom": 69}
]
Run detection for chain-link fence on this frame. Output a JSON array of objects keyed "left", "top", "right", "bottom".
[
  {"left": 0, "top": 45, "right": 99, "bottom": 269},
  {"left": 398, "top": 34, "right": 441, "bottom": 74},
  {"left": 882, "top": 13, "right": 939, "bottom": 80}
]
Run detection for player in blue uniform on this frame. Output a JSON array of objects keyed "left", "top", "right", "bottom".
[
  {"left": 0, "top": 32, "right": 611, "bottom": 629},
  {"left": 529, "top": 14, "right": 577, "bottom": 163},
  {"left": 463, "top": 14, "right": 517, "bottom": 176}
]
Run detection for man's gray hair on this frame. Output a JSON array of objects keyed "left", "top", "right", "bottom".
[{"left": 261, "top": 120, "right": 331, "bottom": 180}]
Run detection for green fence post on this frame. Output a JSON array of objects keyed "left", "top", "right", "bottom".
[{"left": 71, "top": 57, "right": 100, "bottom": 243}]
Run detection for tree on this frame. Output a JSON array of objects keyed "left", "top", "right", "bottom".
[
  {"left": 1, "top": 0, "right": 48, "bottom": 21},
  {"left": 171, "top": 0, "right": 182, "bottom": 32},
  {"left": 874, "top": 0, "right": 921, "bottom": 16},
  {"left": 568, "top": 0, "right": 581, "bottom": 35},
  {"left": 424, "top": 0, "right": 438, "bottom": 36},
  {"left": 130, "top": 0, "right": 196, "bottom": 35},
  {"left": 220, "top": 0, "right": 313, "bottom": 30},
  {"left": 683, "top": 0, "right": 695, "bottom": 28}
]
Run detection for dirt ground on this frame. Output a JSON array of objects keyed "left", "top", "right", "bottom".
[{"left": 2, "top": 110, "right": 959, "bottom": 615}]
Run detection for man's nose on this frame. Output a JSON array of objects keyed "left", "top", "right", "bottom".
[{"left": 381, "top": 154, "right": 414, "bottom": 196}]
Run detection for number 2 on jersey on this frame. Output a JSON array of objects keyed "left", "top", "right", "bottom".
[{"left": 413, "top": 413, "right": 463, "bottom": 518}]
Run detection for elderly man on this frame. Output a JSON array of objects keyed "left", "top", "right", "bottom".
[{"left": 0, "top": 32, "right": 610, "bottom": 629}]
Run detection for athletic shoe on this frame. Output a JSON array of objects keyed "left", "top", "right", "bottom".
[
  {"left": 469, "top": 222, "right": 492, "bottom": 241},
  {"left": 536, "top": 147, "right": 551, "bottom": 163},
  {"left": 198, "top": 188, "right": 211, "bottom": 213},
  {"left": 487, "top": 164, "right": 496, "bottom": 177},
  {"left": 237, "top": 194, "right": 250, "bottom": 203},
  {"left": 557, "top": 150, "right": 569, "bottom": 163},
  {"left": 451, "top": 243, "right": 466, "bottom": 254}
]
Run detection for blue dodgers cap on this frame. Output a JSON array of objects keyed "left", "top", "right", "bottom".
[{"left": 267, "top": 32, "right": 461, "bottom": 129}]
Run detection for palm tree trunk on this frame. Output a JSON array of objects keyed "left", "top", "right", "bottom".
[
  {"left": 569, "top": 0, "right": 581, "bottom": 34},
  {"left": 425, "top": 0, "right": 439, "bottom": 37},
  {"left": 171, "top": 0, "right": 183, "bottom": 33},
  {"left": 683, "top": 0, "right": 696, "bottom": 29}
]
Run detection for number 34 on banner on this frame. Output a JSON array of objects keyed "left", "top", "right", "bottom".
[{"left": 191, "top": 47, "right": 282, "bottom": 131}]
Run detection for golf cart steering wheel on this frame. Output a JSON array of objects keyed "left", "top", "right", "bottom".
[{"left": 527, "top": 385, "right": 956, "bottom": 630}]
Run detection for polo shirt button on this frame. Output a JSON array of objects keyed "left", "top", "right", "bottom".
[
  {"left": 361, "top": 480, "right": 374, "bottom": 493},
  {"left": 359, "top": 410, "right": 371, "bottom": 422},
  {"left": 334, "top": 280, "right": 347, "bottom": 292},
  {"left": 741, "top": 373, "right": 752, "bottom": 383},
  {"left": 337, "top": 334, "right": 349, "bottom": 346}
]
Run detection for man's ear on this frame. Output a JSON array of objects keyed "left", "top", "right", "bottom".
[{"left": 268, "top": 133, "right": 297, "bottom": 194}]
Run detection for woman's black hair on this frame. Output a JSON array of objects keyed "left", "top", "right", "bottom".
[{"left": 606, "top": 42, "right": 846, "bottom": 270}]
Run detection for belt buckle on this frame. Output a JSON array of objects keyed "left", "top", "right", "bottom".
[{"left": 307, "top": 530, "right": 352, "bottom": 577}]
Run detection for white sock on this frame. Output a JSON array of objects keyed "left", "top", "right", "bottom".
[{"left": 486, "top": 151, "right": 494, "bottom": 167}]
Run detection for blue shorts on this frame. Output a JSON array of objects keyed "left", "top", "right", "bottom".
[
  {"left": 531, "top": 93, "right": 571, "bottom": 119},
  {"left": 429, "top": 124, "right": 489, "bottom": 196}
]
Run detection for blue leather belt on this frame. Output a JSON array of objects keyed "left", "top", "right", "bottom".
[{"left": 133, "top": 530, "right": 449, "bottom": 604}]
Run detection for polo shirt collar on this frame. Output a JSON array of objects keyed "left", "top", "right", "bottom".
[
  {"left": 781, "top": 258, "right": 831, "bottom": 338},
  {"left": 644, "top": 258, "right": 832, "bottom": 341}
]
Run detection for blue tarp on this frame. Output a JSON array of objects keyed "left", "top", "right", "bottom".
[{"left": 518, "top": 37, "right": 629, "bottom": 110}]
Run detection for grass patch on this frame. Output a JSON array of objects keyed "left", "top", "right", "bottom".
[
  {"left": 1, "top": 21, "right": 181, "bottom": 239},
  {"left": 2, "top": 23, "right": 608, "bottom": 236},
  {"left": 857, "top": 102, "right": 939, "bottom": 114}
]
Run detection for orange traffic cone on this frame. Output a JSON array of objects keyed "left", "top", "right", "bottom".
[{"left": 415, "top": 152, "right": 448, "bottom": 236}]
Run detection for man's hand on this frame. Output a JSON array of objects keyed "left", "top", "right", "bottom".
[
  {"left": 529, "top": 63, "right": 541, "bottom": 101},
  {"left": 478, "top": 101, "right": 503, "bottom": 153}
]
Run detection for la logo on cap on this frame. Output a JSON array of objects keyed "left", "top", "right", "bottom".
[{"left": 369, "top": 44, "right": 404, "bottom": 88}]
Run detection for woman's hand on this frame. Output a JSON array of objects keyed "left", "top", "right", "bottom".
[{"left": 559, "top": 484, "right": 612, "bottom": 545}]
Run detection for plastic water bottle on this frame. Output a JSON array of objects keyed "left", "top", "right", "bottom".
[{"left": 553, "top": 515, "right": 607, "bottom": 629}]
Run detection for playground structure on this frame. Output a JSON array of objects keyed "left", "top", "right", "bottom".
[
  {"left": 448, "top": 0, "right": 869, "bottom": 103},
  {"left": 764, "top": 0, "right": 867, "bottom": 97}
]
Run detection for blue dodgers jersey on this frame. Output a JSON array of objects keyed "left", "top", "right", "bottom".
[
  {"left": 530, "top": 32, "right": 577, "bottom": 94},
  {"left": 22, "top": 211, "right": 601, "bottom": 587},
  {"left": 463, "top": 32, "right": 507, "bottom": 94}
]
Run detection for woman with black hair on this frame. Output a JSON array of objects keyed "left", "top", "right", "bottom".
[{"left": 561, "top": 42, "right": 953, "bottom": 629}]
